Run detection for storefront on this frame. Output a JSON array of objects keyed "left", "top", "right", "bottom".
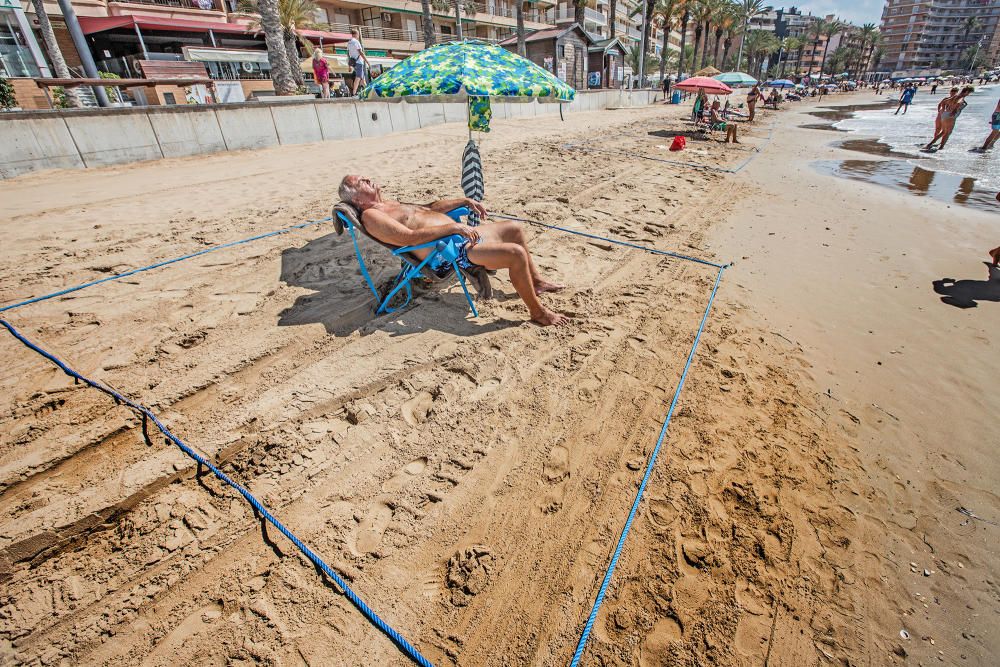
[{"left": 0, "top": 0, "right": 49, "bottom": 78}]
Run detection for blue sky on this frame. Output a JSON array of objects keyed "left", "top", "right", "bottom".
[{"left": 795, "top": 0, "right": 885, "bottom": 26}]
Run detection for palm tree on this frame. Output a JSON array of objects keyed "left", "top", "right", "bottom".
[
  {"left": 515, "top": 1, "right": 526, "bottom": 56},
  {"left": 734, "top": 0, "right": 768, "bottom": 71},
  {"left": 854, "top": 23, "right": 877, "bottom": 77},
  {"left": 806, "top": 18, "right": 825, "bottom": 75},
  {"left": 29, "top": 0, "right": 81, "bottom": 107},
  {"left": 255, "top": 0, "right": 297, "bottom": 94},
  {"left": 675, "top": 0, "right": 691, "bottom": 78},
  {"left": 743, "top": 29, "right": 776, "bottom": 77},
  {"left": 239, "top": 0, "right": 318, "bottom": 88},
  {"left": 690, "top": 0, "right": 712, "bottom": 70},
  {"left": 779, "top": 36, "right": 801, "bottom": 77},
  {"left": 819, "top": 19, "right": 843, "bottom": 75},
  {"left": 610, "top": 0, "right": 618, "bottom": 38},
  {"left": 420, "top": 0, "right": 436, "bottom": 48},
  {"left": 712, "top": 1, "right": 735, "bottom": 68},
  {"left": 574, "top": 0, "right": 587, "bottom": 26},
  {"left": 626, "top": 42, "right": 660, "bottom": 75},
  {"left": 652, "top": 0, "right": 677, "bottom": 84}
]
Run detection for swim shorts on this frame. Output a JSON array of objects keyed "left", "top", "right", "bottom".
[{"left": 430, "top": 235, "right": 478, "bottom": 278}]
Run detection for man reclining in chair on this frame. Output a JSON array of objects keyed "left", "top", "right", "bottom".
[{"left": 338, "top": 175, "right": 569, "bottom": 326}]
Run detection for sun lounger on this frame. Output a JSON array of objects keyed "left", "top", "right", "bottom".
[{"left": 333, "top": 202, "right": 491, "bottom": 316}]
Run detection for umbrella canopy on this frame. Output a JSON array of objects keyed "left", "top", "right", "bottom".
[
  {"left": 767, "top": 79, "right": 796, "bottom": 88},
  {"left": 359, "top": 39, "right": 575, "bottom": 103},
  {"left": 674, "top": 76, "right": 733, "bottom": 95},
  {"left": 694, "top": 66, "right": 722, "bottom": 77},
  {"left": 714, "top": 72, "right": 757, "bottom": 86}
]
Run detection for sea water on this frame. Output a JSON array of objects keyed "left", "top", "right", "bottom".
[{"left": 834, "top": 84, "right": 1000, "bottom": 193}]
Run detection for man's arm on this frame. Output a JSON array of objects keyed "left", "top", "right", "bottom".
[
  {"left": 423, "top": 197, "right": 488, "bottom": 220},
  {"left": 362, "top": 208, "right": 479, "bottom": 247}
]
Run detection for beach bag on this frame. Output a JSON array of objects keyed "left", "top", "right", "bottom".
[{"left": 669, "top": 136, "right": 686, "bottom": 152}]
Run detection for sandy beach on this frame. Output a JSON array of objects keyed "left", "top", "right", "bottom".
[{"left": 0, "top": 92, "right": 997, "bottom": 666}]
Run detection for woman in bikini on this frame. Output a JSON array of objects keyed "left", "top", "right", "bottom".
[{"left": 925, "top": 86, "right": 973, "bottom": 151}]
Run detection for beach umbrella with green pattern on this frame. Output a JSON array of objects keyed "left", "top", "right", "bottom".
[{"left": 359, "top": 40, "right": 575, "bottom": 224}]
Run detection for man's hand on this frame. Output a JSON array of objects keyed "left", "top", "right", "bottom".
[
  {"left": 465, "top": 198, "right": 488, "bottom": 220},
  {"left": 453, "top": 224, "right": 482, "bottom": 246}
]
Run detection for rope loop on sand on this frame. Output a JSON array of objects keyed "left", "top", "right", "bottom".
[
  {"left": 569, "top": 263, "right": 726, "bottom": 666},
  {"left": 0, "top": 217, "right": 332, "bottom": 314},
  {"left": 0, "top": 318, "right": 435, "bottom": 667}
]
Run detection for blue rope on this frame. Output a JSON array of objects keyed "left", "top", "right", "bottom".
[
  {"left": 569, "top": 264, "right": 727, "bottom": 667},
  {"left": 0, "top": 217, "right": 332, "bottom": 314},
  {"left": 492, "top": 213, "right": 725, "bottom": 269},
  {"left": 0, "top": 318, "right": 434, "bottom": 667}
]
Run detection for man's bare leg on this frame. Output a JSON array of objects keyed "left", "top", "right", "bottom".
[
  {"left": 479, "top": 221, "right": 564, "bottom": 294},
  {"left": 989, "top": 246, "right": 1000, "bottom": 268},
  {"left": 468, "top": 242, "right": 569, "bottom": 326}
]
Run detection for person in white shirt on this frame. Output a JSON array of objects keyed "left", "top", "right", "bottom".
[{"left": 346, "top": 29, "right": 370, "bottom": 95}]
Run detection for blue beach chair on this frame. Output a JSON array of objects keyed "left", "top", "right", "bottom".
[{"left": 333, "top": 202, "right": 492, "bottom": 316}]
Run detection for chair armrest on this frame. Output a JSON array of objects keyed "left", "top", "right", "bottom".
[{"left": 446, "top": 206, "right": 470, "bottom": 221}]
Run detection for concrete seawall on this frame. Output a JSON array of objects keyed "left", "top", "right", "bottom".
[{"left": 0, "top": 90, "right": 659, "bottom": 179}]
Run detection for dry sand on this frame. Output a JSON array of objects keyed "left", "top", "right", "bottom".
[{"left": 0, "top": 95, "right": 994, "bottom": 666}]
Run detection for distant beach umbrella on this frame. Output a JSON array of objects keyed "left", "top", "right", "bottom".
[
  {"left": 714, "top": 72, "right": 758, "bottom": 87},
  {"left": 767, "top": 79, "right": 796, "bottom": 89},
  {"left": 694, "top": 66, "right": 722, "bottom": 77}
]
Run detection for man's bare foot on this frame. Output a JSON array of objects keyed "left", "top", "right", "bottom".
[
  {"left": 534, "top": 280, "right": 565, "bottom": 295},
  {"left": 989, "top": 247, "right": 1000, "bottom": 267},
  {"left": 531, "top": 308, "right": 571, "bottom": 327}
]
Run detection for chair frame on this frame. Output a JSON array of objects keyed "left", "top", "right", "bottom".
[{"left": 337, "top": 206, "right": 479, "bottom": 317}]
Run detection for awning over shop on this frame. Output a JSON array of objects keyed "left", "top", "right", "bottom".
[
  {"left": 79, "top": 15, "right": 254, "bottom": 36},
  {"left": 298, "top": 28, "right": 352, "bottom": 44},
  {"left": 184, "top": 47, "right": 269, "bottom": 63}
]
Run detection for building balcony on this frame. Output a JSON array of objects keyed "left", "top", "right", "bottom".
[
  {"left": 544, "top": 7, "right": 606, "bottom": 27},
  {"left": 106, "top": 0, "right": 228, "bottom": 18},
  {"left": 360, "top": 0, "right": 553, "bottom": 31}
]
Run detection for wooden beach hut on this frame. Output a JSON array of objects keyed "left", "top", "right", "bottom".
[
  {"left": 587, "top": 37, "right": 627, "bottom": 89},
  {"left": 500, "top": 24, "right": 592, "bottom": 92}
]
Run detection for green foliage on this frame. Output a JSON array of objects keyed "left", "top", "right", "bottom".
[
  {"left": 52, "top": 86, "right": 72, "bottom": 109},
  {"left": 99, "top": 71, "right": 123, "bottom": 102},
  {"left": 0, "top": 76, "right": 16, "bottom": 109}
]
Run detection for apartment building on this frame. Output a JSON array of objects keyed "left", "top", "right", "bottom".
[{"left": 880, "top": 0, "right": 1000, "bottom": 75}]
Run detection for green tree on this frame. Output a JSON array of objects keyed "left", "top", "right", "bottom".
[
  {"left": 819, "top": 19, "right": 844, "bottom": 75},
  {"left": 0, "top": 76, "right": 16, "bottom": 109},
  {"left": 29, "top": 0, "right": 81, "bottom": 107},
  {"left": 240, "top": 0, "right": 320, "bottom": 88},
  {"left": 255, "top": 0, "right": 297, "bottom": 94},
  {"left": 779, "top": 36, "right": 801, "bottom": 77},
  {"left": 675, "top": 0, "right": 692, "bottom": 78},
  {"left": 734, "top": 0, "right": 768, "bottom": 71},
  {"left": 652, "top": 0, "right": 678, "bottom": 85},
  {"left": 420, "top": 0, "right": 436, "bottom": 48},
  {"left": 854, "top": 23, "right": 878, "bottom": 77}
]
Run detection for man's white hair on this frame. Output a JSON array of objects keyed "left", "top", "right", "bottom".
[{"left": 339, "top": 175, "right": 362, "bottom": 205}]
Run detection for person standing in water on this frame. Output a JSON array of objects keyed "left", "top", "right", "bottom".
[
  {"left": 895, "top": 84, "right": 916, "bottom": 114},
  {"left": 924, "top": 86, "right": 973, "bottom": 151},
  {"left": 979, "top": 98, "right": 1000, "bottom": 151}
]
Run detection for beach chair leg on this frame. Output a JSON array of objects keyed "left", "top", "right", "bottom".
[{"left": 453, "top": 263, "right": 478, "bottom": 318}]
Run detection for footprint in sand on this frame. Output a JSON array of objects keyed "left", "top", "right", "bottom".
[
  {"left": 540, "top": 445, "right": 570, "bottom": 514},
  {"left": 467, "top": 377, "right": 501, "bottom": 403},
  {"left": 401, "top": 391, "right": 434, "bottom": 426},
  {"left": 639, "top": 616, "right": 684, "bottom": 666},
  {"left": 351, "top": 501, "right": 394, "bottom": 555},
  {"left": 382, "top": 457, "right": 428, "bottom": 493}
]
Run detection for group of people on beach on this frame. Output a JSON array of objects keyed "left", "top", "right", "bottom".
[{"left": 311, "top": 28, "right": 371, "bottom": 99}]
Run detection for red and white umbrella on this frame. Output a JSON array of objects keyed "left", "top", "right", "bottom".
[{"left": 674, "top": 76, "right": 733, "bottom": 95}]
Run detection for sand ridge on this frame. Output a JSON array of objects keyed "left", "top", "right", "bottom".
[{"left": 1, "top": 100, "right": 903, "bottom": 665}]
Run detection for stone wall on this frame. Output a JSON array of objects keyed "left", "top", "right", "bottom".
[{"left": 0, "top": 90, "right": 659, "bottom": 179}]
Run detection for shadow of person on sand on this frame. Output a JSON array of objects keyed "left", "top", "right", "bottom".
[
  {"left": 276, "top": 231, "right": 519, "bottom": 337},
  {"left": 932, "top": 264, "right": 1000, "bottom": 308},
  {"left": 647, "top": 129, "right": 710, "bottom": 140}
]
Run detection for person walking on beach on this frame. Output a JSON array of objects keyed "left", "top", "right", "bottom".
[
  {"left": 746, "top": 84, "right": 761, "bottom": 121},
  {"left": 924, "top": 86, "right": 973, "bottom": 151},
  {"left": 929, "top": 87, "right": 959, "bottom": 147},
  {"left": 931, "top": 82, "right": 939, "bottom": 95},
  {"left": 661, "top": 76, "right": 671, "bottom": 104},
  {"left": 312, "top": 48, "right": 330, "bottom": 99},
  {"left": 895, "top": 84, "right": 916, "bottom": 114},
  {"left": 979, "top": 98, "right": 1000, "bottom": 151},
  {"left": 346, "top": 29, "right": 370, "bottom": 96}
]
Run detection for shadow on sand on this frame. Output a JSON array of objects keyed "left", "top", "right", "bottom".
[
  {"left": 932, "top": 264, "right": 1000, "bottom": 308},
  {"left": 276, "top": 231, "right": 518, "bottom": 336}
]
